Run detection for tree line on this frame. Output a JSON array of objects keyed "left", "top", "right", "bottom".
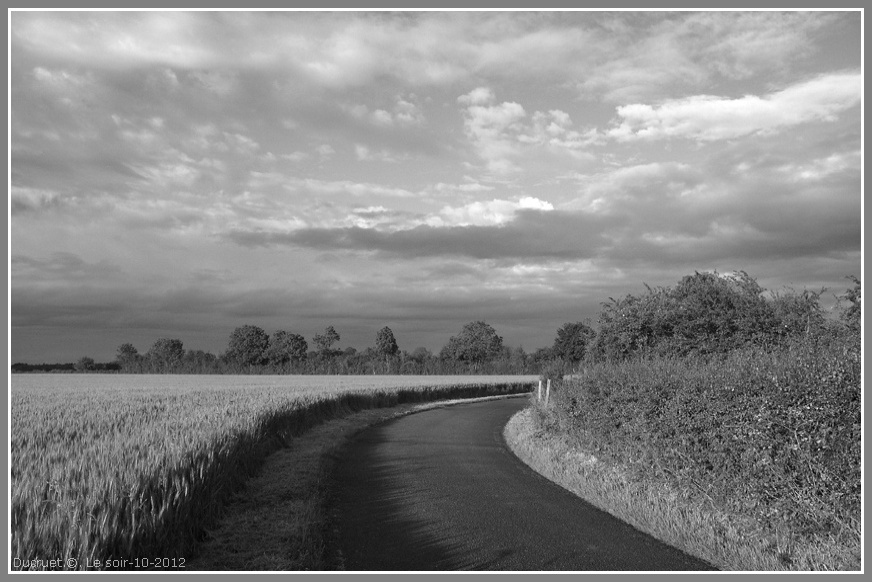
[
  {"left": 13, "top": 271, "right": 860, "bottom": 375},
  {"left": 103, "top": 320, "right": 582, "bottom": 375}
]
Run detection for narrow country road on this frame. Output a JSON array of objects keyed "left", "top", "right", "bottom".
[{"left": 328, "top": 396, "right": 716, "bottom": 571}]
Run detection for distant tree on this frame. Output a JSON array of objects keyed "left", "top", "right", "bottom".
[
  {"left": 312, "top": 326, "right": 341, "bottom": 356},
  {"left": 841, "top": 275, "right": 861, "bottom": 333},
  {"left": 531, "top": 346, "right": 554, "bottom": 363},
  {"left": 227, "top": 325, "right": 271, "bottom": 367},
  {"left": 552, "top": 321, "right": 596, "bottom": 362},
  {"left": 267, "top": 331, "right": 308, "bottom": 367},
  {"left": 74, "top": 356, "right": 96, "bottom": 372},
  {"left": 147, "top": 338, "right": 185, "bottom": 372},
  {"left": 409, "top": 347, "right": 432, "bottom": 363},
  {"left": 115, "top": 343, "right": 140, "bottom": 371},
  {"left": 183, "top": 349, "right": 218, "bottom": 373},
  {"left": 375, "top": 326, "right": 399, "bottom": 358},
  {"left": 441, "top": 321, "right": 503, "bottom": 364}
]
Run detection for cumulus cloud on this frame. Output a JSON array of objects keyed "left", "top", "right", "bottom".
[
  {"left": 458, "top": 87, "right": 600, "bottom": 174},
  {"left": 609, "top": 72, "right": 861, "bottom": 141},
  {"left": 346, "top": 95, "right": 425, "bottom": 127}
]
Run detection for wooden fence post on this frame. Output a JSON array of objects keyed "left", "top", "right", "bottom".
[
  {"left": 537, "top": 380, "right": 542, "bottom": 401},
  {"left": 545, "top": 379, "right": 551, "bottom": 407}
]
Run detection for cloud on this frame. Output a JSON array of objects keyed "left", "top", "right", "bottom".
[
  {"left": 775, "top": 151, "right": 861, "bottom": 182},
  {"left": 432, "top": 196, "right": 554, "bottom": 227},
  {"left": 281, "top": 151, "right": 310, "bottom": 162},
  {"left": 457, "top": 88, "right": 599, "bottom": 174},
  {"left": 13, "top": 12, "right": 850, "bottom": 101},
  {"left": 10, "top": 11, "right": 861, "bottom": 363},
  {"left": 12, "top": 252, "right": 123, "bottom": 283},
  {"left": 431, "top": 182, "right": 495, "bottom": 194},
  {"left": 354, "top": 144, "right": 408, "bottom": 163},
  {"left": 457, "top": 87, "right": 495, "bottom": 106},
  {"left": 11, "top": 187, "right": 65, "bottom": 214},
  {"left": 316, "top": 144, "right": 336, "bottom": 157},
  {"left": 609, "top": 72, "right": 861, "bottom": 141},
  {"left": 226, "top": 208, "right": 614, "bottom": 261},
  {"left": 576, "top": 11, "right": 844, "bottom": 102},
  {"left": 284, "top": 177, "right": 416, "bottom": 198},
  {"left": 346, "top": 95, "right": 425, "bottom": 126}
]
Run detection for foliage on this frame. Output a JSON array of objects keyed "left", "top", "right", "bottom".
[
  {"left": 540, "top": 330, "right": 860, "bottom": 561},
  {"left": 73, "top": 357, "right": 95, "bottom": 372},
  {"left": 375, "top": 326, "right": 399, "bottom": 357},
  {"left": 587, "top": 271, "right": 829, "bottom": 361},
  {"left": 267, "top": 331, "right": 308, "bottom": 367},
  {"left": 440, "top": 321, "right": 504, "bottom": 364},
  {"left": 182, "top": 349, "right": 218, "bottom": 374},
  {"left": 226, "top": 325, "right": 271, "bottom": 368},
  {"left": 839, "top": 275, "right": 861, "bottom": 332},
  {"left": 552, "top": 321, "right": 595, "bottom": 362},
  {"left": 10, "top": 375, "right": 536, "bottom": 570},
  {"left": 115, "top": 343, "right": 140, "bottom": 371},
  {"left": 146, "top": 338, "right": 185, "bottom": 373},
  {"left": 12, "top": 362, "right": 76, "bottom": 373},
  {"left": 311, "top": 326, "right": 341, "bottom": 356},
  {"left": 770, "top": 287, "right": 825, "bottom": 339},
  {"left": 538, "top": 359, "right": 568, "bottom": 383}
]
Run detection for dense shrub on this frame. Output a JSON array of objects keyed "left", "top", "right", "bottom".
[
  {"left": 586, "top": 271, "right": 826, "bottom": 361},
  {"left": 543, "top": 330, "right": 860, "bottom": 542}
]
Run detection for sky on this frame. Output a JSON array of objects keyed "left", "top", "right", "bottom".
[{"left": 9, "top": 10, "right": 863, "bottom": 363}]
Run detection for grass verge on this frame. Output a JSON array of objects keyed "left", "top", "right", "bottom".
[{"left": 503, "top": 402, "right": 860, "bottom": 572}]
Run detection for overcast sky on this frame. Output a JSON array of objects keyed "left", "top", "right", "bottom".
[{"left": 10, "top": 10, "right": 862, "bottom": 363}]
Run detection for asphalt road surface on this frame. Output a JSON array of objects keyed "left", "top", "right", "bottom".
[{"left": 328, "top": 396, "right": 716, "bottom": 571}]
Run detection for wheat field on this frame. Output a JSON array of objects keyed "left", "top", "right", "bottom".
[{"left": 10, "top": 374, "right": 536, "bottom": 570}]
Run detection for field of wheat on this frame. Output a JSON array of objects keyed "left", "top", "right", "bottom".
[{"left": 10, "top": 374, "right": 536, "bottom": 571}]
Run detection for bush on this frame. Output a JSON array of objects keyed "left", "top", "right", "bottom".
[
  {"left": 549, "top": 332, "right": 860, "bottom": 540},
  {"left": 587, "top": 271, "right": 830, "bottom": 362}
]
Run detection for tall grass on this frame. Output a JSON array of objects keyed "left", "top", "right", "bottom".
[
  {"left": 535, "top": 334, "right": 860, "bottom": 570},
  {"left": 10, "top": 375, "right": 535, "bottom": 570}
]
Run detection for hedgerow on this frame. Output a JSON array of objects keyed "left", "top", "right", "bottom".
[
  {"left": 532, "top": 271, "right": 861, "bottom": 567},
  {"left": 539, "top": 330, "right": 860, "bottom": 563}
]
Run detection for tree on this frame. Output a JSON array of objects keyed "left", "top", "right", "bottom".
[
  {"left": 74, "top": 356, "right": 95, "bottom": 372},
  {"left": 375, "top": 326, "right": 399, "bottom": 358},
  {"left": 588, "top": 271, "right": 781, "bottom": 361},
  {"left": 147, "top": 338, "right": 185, "bottom": 372},
  {"left": 552, "top": 321, "right": 596, "bottom": 362},
  {"left": 267, "top": 331, "right": 308, "bottom": 366},
  {"left": 409, "top": 347, "right": 432, "bottom": 363},
  {"left": 441, "top": 321, "right": 503, "bottom": 364},
  {"left": 183, "top": 349, "right": 217, "bottom": 373},
  {"left": 312, "top": 326, "right": 341, "bottom": 356},
  {"left": 227, "top": 325, "right": 270, "bottom": 367},
  {"left": 115, "top": 343, "right": 140, "bottom": 371}
]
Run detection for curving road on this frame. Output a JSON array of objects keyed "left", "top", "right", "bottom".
[{"left": 327, "top": 397, "right": 716, "bottom": 571}]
